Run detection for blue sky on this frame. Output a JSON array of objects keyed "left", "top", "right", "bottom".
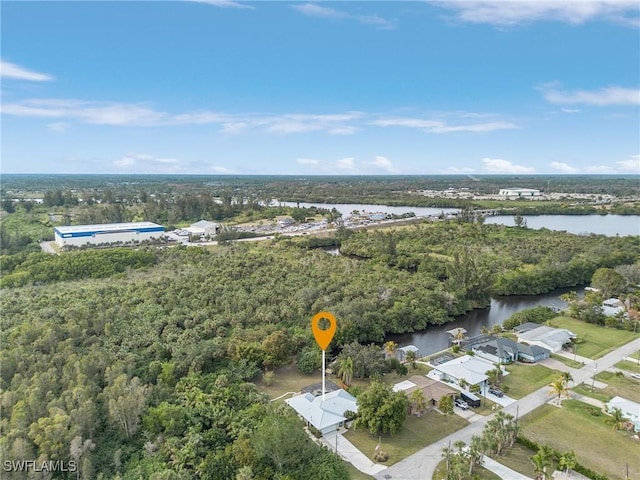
[{"left": 1, "top": 1, "right": 639, "bottom": 175}]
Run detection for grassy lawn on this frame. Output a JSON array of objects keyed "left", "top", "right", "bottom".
[
  {"left": 550, "top": 353, "right": 584, "bottom": 369},
  {"left": 501, "top": 364, "right": 562, "bottom": 399},
  {"left": 346, "top": 463, "right": 373, "bottom": 480},
  {"left": 615, "top": 359, "right": 640, "bottom": 374},
  {"left": 520, "top": 400, "right": 640, "bottom": 480},
  {"left": 549, "top": 316, "right": 640, "bottom": 359},
  {"left": 344, "top": 410, "right": 468, "bottom": 466},
  {"left": 572, "top": 383, "right": 611, "bottom": 403},
  {"left": 495, "top": 443, "right": 537, "bottom": 478},
  {"left": 595, "top": 371, "right": 640, "bottom": 403},
  {"left": 256, "top": 364, "right": 323, "bottom": 400},
  {"left": 433, "top": 460, "right": 501, "bottom": 480}
]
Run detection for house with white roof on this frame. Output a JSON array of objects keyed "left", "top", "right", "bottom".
[
  {"left": 607, "top": 396, "right": 640, "bottom": 432},
  {"left": 285, "top": 389, "right": 358, "bottom": 436},
  {"left": 427, "top": 355, "right": 501, "bottom": 388},
  {"left": 602, "top": 298, "right": 625, "bottom": 317},
  {"left": 516, "top": 325, "right": 576, "bottom": 353}
]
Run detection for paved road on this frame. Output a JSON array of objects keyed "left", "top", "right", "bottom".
[{"left": 375, "top": 337, "right": 640, "bottom": 480}]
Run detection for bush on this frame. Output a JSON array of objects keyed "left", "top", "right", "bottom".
[
  {"left": 297, "top": 347, "right": 321, "bottom": 374},
  {"left": 503, "top": 306, "right": 556, "bottom": 330}
]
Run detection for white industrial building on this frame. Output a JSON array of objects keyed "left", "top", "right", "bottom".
[
  {"left": 184, "top": 220, "right": 219, "bottom": 237},
  {"left": 498, "top": 188, "right": 541, "bottom": 197},
  {"left": 54, "top": 222, "right": 165, "bottom": 248}
]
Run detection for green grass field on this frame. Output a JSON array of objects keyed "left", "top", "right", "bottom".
[
  {"left": 433, "top": 460, "right": 501, "bottom": 480},
  {"left": 494, "top": 443, "right": 538, "bottom": 478},
  {"left": 549, "top": 316, "right": 640, "bottom": 359},
  {"left": 550, "top": 353, "right": 584, "bottom": 369},
  {"left": 615, "top": 359, "right": 640, "bottom": 374},
  {"left": 346, "top": 463, "right": 373, "bottom": 480},
  {"left": 344, "top": 410, "right": 468, "bottom": 466},
  {"left": 595, "top": 371, "right": 640, "bottom": 403},
  {"left": 520, "top": 400, "right": 640, "bottom": 480},
  {"left": 501, "top": 364, "right": 562, "bottom": 398}
]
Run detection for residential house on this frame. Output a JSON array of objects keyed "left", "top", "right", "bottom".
[
  {"left": 427, "top": 355, "right": 501, "bottom": 389},
  {"left": 471, "top": 337, "right": 550, "bottom": 364},
  {"left": 516, "top": 325, "right": 576, "bottom": 353},
  {"left": 393, "top": 375, "right": 457, "bottom": 413},
  {"left": 285, "top": 389, "right": 358, "bottom": 436},
  {"left": 607, "top": 396, "right": 640, "bottom": 432}
]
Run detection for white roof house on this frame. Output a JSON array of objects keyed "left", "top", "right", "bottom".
[
  {"left": 602, "top": 298, "right": 625, "bottom": 317},
  {"left": 285, "top": 389, "right": 358, "bottom": 435},
  {"left": 185, "top": 220, "right": 219, "bottom": 236},
  {"left": 607, "top": 396, "right": 640, "bottom": 432},
  {"left": 516, "top": 325, "right": 576, "bottom": 353},
  {"left": 427, "top": 355, "right": 500, "bottom": 387}
]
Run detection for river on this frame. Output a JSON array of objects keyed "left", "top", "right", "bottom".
[
  {"left": 281, "top": 201, "right": 639, "bottom": 237},
  {"left": 387, "top": 287, "right": 586, "bottom": 357}
]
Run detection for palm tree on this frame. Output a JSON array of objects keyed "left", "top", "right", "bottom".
[
  {"left": 409, "top": 389, "right": 427, "bottom": 416},
  {"left": 530, "top": 444, "right": 554, "bottom": 480},
  {"left": 605, "top": 407, "right": 626, "bottom": 431},
  {"left": 405, "top": 350, "right": 417, "bottom": 369},
  {"left": 338, "top": 356, "right": 354, "bottom": 387},
  {"left": 383, "top": 341, "right": 398, "bottom": 360},
  {"left": 453, "top": 328, "right": 466, "bottom": 345},
  {"left": 549, "top": 376, "right": 567, "bottom": 405},
  {"left": 561, "top": 371, "right": 574, "bottom": 387},
  {"left": 558, "top": 450, "right": 577, "bottom": 479},
  {"left": 467, "top": 434, "right": 485, "bottom": 476}
]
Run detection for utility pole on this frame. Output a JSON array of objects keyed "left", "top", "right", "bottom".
[{"left": 592, "top": 363, "right": 597, "bottom": 391}]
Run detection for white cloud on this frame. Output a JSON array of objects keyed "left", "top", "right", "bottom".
[
  {"left": 540, "top": 84, "right": 640, "bottom": 106},
  {"left": 0, "top": 60, "right": 53, "bottom": 81},
  {"left": 291, "top": 3, "right": 346, "bottom": 19},
  {"left": 444, "top": 166, "right": 476, "bottom": 174},
  {"left": 190, "top": 0, "right": 254, "bottom": 9},
  {"left": 292, "top": 3, "right": 395, "bottom": 29},
  {"left": 336, "top": 157, "right": 356, "bottom": 170},
  {"left": 365, "top": 156, "right": 397, "bottom": 173},
  {"left": 209, "top": 165, "right": 235, "bottom": 173},
  {"left": 297, "top": 158, "right": 320, "bottom": 166},
  {"left": 550, "top": 161, "right": 578, "bottom": 173},
  {"left": 561, "top": 108, "right": 580, "bottom": 113},
  {"left": 373, "top": 116, "right": 517, "bottom": 133},
  {"left": 46, "top": 122, "right": 70, "bottom": 133},
  {"left": 113, "top": 153, "right": 183, "bottom": 173},
  {"left": 616, "top": 154, "right": 640, "bottom": 173},
  {"left": 430, "top": 1, "right": 640, "bottom": 26},
  {"left": 482, "top": 157, "right": 535, "bottom": 173},
  {"left": 585, "top": 165, "right": 615, "bottom": 173}
]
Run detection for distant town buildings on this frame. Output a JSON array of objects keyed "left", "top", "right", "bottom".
[
  {"left": 498, "top": 188, "right": 541, "bottom": 197},
  {"left": 54, "top": 222, "right": 165, "bottom": 248}
]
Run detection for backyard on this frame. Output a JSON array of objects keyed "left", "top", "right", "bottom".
[
  {"left": 593, "top": 370, "right": 640, "bottom": 403},
  {"left": 519, "top": 400, "right": 640, "bottom": 480},
  {"left": 500, "top": 363, "right": 562, "bottom": 398},
  {"left": 344, "top": 409, "right": 468, "bottom": 466},
  {"left": 549, "top": 316, "right": 640, "bottom": 359}
]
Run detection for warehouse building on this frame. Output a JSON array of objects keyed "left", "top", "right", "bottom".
[{"left": 54, "top": 222, "right": 165, "bottom": 248}]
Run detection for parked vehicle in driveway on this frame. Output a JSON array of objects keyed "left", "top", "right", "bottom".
[
  {"left": 630, "top": 373, "right": 640, "bottom": 380},
  {"left": 454, "top": 398, "right": 469, "bottom": 410},
  {"left": 489, "top": 387, "right": 504, "bottom": 397}
]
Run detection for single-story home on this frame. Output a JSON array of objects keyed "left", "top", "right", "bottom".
[
  {"left": 427, "top": 355, "right": 502, "bottom": 388},
  {"left": 471, "top": 337, "right": 550, "bottom": 364},
  {"left": 393, "top": 375, "right": 457, "bottom": 411},
  {"left": 602, "top": 298, "right": 625, "bottom": 317},
  {"left": 285, "top": 388, "right": 358, "bottom": 436},
  {"left": 516, "top": 325, "right": 576, "bottom": 353},
  {"left": 185, "top": 220, "right": 219, "bottom": 236},
  {"left": 607, "top": 396, "right": 640, "bottom": 432}
]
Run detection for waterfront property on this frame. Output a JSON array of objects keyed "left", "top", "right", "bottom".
[
  {"left": 285, "top": 388, "right": 358, "bottom": 436},
  {"left": 602, "top": 298, "right": 625, "bottom": 317},
  {"left": 470, "top": 336, "right": 550, "bottom": 364},
  {"left": 397, "top": 345, "right": 420, "bottom": 363},
  {"left": 514, "top": 323, "right": 576, "bottom": 353},
  {"left": 54, "top": 221, "right": 165, "bottom": 247}
]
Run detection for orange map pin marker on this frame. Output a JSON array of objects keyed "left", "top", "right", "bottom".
[{"left": 311, "top": 311, "right": 337, "bottom": 350}]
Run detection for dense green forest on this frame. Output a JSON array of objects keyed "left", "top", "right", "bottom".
[{"left": 1, "top": 220, "right": 638, "bottom": 479}]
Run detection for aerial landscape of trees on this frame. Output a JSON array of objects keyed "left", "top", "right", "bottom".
[{"left": 0, "top": 175, "right": 639, "bottom": 479}]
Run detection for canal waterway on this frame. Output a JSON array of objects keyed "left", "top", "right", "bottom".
[
  {"left": 281, "top": 201, "right": 639, "bottom": 237},
  {"left": 387, "top": 287, "right": 586, "bottom": 357}
]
